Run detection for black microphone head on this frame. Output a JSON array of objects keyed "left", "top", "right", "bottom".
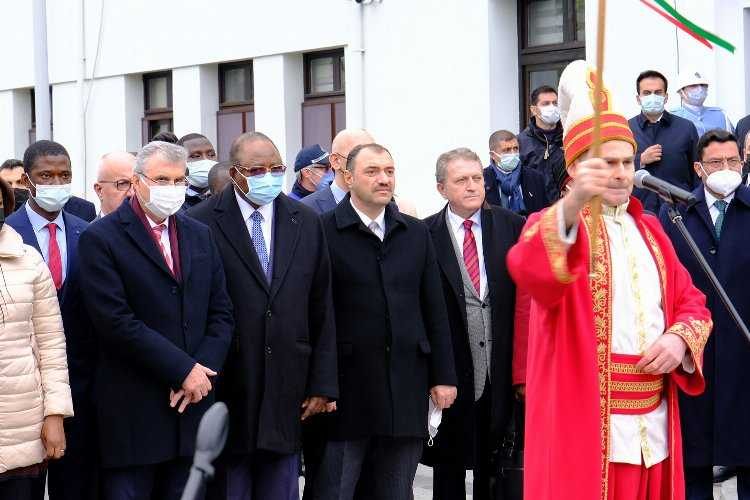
[
  {"left": 195, "top": 402, "right": 229, "bottom": 461},
  {"left": 634, "top": 169, "right": 650, "bottom": 188}
]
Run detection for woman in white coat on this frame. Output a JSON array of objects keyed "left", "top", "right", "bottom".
[{"left": 0, "top": 177, "right": 73, "bottom": 498}]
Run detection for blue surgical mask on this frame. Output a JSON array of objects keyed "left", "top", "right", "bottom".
[
  {"left": 640, "top": 94, "right": 665, "bottom": 115},
  {"left": 683, "top": 86, "right": 708, "bottom": 107},
  {"left": 497, "top": 153, "right": 521, "bottom": 173},
  {"left": 316, "top": 169, "right": 335, "bottom": 192},
  {"left": 234, "top": 172, "right": 284, "bottom": 206}
]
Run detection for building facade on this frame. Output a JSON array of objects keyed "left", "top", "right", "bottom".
[{"left": 0, "top": 0, "right": 748, "bottom": 214}]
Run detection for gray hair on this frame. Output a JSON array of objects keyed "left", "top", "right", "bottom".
[
  {"left": 435, "top": 147, "right": 482, "bottom": 183},
  {"left": 134, "top": 141, "right": 187, "bottom": 174}
]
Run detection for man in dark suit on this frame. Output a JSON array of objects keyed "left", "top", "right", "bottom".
[
  {"left": 64, "top": 195, "right": 96, "bottom": 222},
  {"left": 178, "top": 133, "right": 217, "bottom": 209},
  {"left": 484, "top": 130, "right": 549, "bottom": 216},
  {"left": 7, "top": 140, "right": 96, "bottom": 500},
  {"left": 422, "top": 147, "right": 525, "bottom": 499},
  {"left": 188, "top": 132, "right": 337, "bottom": 500},
  {"left": 658, "top": 130, "right": 750, "bottom": 500},
  {"left": 629, "top": 70, "right": 699, "bottom": 213},
  {"left": 78, "top": 140, "right": 233, "bottom": 500},
  {"left": 313, "top": 143, "right": 457, "bottom": 500},
  {"left": 301, "top": 128, "right": 374, "bottom": 214}
]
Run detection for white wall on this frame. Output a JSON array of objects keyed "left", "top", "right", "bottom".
[
  {"left": 590, "top": 0, "right": 746, "bottom": 122},
  {"left": 173, "top": 65, "right": 219, "bottom": 145},
  {"left": 0, "top": 0, "right": 748, "bottom": 212},
  {"left": 362, "top": 0, "right": 496, "bottom": 216},
  {"left": 0, "top": 89, "right": 32, "bottom": 159}
]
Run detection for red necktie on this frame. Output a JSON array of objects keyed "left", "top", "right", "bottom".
[
  {"left": 151, "top": 224, "right": 174, "bottom": 273},
  {"left": 462, "top": 219, "right": 480, "bottom": 295},
  {"left": 46, "top": 223, "right": 63, "bottom": 290}
]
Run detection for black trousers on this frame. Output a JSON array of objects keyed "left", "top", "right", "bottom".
[
  {"left": 685, "top": 466, "right": 750, "bottom": 500},
  {"left": 432, "top": 382, "right": 493, "bottom": 500},
  {"left": 0, "top": 471, "right": 45, "bottom": 500}
]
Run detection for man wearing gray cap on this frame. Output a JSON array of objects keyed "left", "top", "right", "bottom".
[{"left": 289, "top": 144, "right": 331, "bottom": 201}]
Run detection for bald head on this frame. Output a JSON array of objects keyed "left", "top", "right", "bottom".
[
  {"left": 330, "top": 129, "right": 375, "bottom": 190},
  {"left": 95, "top": 151, "right": 136, "bottom": 216},
  {"left": 331, "top": 129, "right": 375, "bottom": 158},
  {"left": 98, "top": 152, "right": 136, "bottom": 180}
]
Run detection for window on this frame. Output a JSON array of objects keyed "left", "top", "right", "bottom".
[
  {"left": 142, "top": 71, "right": 173, "bottom": 144},
  {"left": 217, "top": 61, "right": 255, "bottom": 161},
  {"left": 302, "top": 49, "right": 346, "bottom": 150},
  {"left": 518, "top": 0, "right": 585, "bottom": 124}
]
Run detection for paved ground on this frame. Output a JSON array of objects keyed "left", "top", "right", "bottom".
[
  {"left": 45, "top": 464, "right": 736, "bottom": 499},
  {"left": 412, "top": 466, "right": 738, "bottom": 500}
]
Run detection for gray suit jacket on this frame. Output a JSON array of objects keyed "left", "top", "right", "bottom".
[{"left": 301, "top": 186, "right": 337, "bottom": 215}]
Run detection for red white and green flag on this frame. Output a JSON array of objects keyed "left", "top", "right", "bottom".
[{"left": 639, "top": 0, "right": 735, "bottom": 53}]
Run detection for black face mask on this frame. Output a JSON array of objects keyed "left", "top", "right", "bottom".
[{"left": 12, "top": 188, "right": 29, "bottom": 211}]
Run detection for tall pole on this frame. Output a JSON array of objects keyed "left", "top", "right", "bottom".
[{"left": 32, "top": 0, "right": 52, "bottom": 141}]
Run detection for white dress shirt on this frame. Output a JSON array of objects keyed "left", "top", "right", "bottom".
[
  {"left": 143, "top": 212, "right": 172, "bottom": 263},
  {"left": 350, "top": 199, "right": 385, "bottom": 241},
  {"left": 446, "top": 206, "right": 487, "bottom": 298},
  {"left": 234, "top": 189, "right": 274, "bottom": 254},
  {"left": 331, "top": 180, "right": 348, "bottom": 204},
  {"left": 557, "top": 204, "right": 671, "bottom": 467},
  {"left": 25, "top": 202, "right": 68, "bottom": 282},
  {"left": 704, "top": 188, "right": 734, "bottom": 225}
]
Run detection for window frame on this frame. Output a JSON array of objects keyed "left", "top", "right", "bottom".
[
  {"left": 142, "top": 71, "right": 173, "bottom": 144},
  {"left": 143, "top": 71, "right": 173, "bottom": 115},
  {"left": 518, "top": 0, "right": 585, "bottom": 125},
  {"left": 219, "top": 61, "right": 254, "bottom": 108},
  {"left": 304, "top": 49, "right": 346, "bottom": 99}
]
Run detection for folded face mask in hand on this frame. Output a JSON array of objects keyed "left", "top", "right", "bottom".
[{"left": 427, "top": 397, "right": 442, "bottom": 447}]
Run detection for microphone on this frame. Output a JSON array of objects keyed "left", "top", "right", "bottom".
[
  {"left": 634, "top": 170, "right": 696, "bottom": 205},
  {"left": 180, "top": 402, "right": 230, "bottom": 500}
]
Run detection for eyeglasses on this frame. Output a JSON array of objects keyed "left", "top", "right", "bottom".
[
  {"left": 99, "top": 179, "right": 132, "bottom": 191},
  {"left": 700, "top": 157, "right": 743, "bottom": 171},
  {"left": 234, "top": 164, "right": 287, "bottom": 177},
  {"left": 138, "top": 173, "right": 188, "bottom": 187}
]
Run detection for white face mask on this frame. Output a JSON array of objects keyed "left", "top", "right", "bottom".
[
  {"left": 538, "top": 104, "right": 561, "bottom": 125},
  {"left": 187, "top": 159, "right": 216, "bottom": 189},
  {"left": 30, "top": 182, "right": 72, "bottom": 212},
  {"left": 140, "top": 181, "right": 185, "bottom": 220},
  {"left": 703, "top": 168, "right": 742, "bottom": 197}
]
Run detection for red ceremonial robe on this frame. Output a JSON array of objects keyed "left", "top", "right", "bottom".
[{"left": 506, "top": 198, "right": 711, "bottom": 500}]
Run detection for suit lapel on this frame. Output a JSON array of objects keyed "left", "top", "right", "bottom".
[
  {"left": 214, "top": 188, "right": 270, "bottom": 293},
  {"left": 480, "top": 207, "right": 502, "bottom": 291},
  {"left": 689, "top": 188, "right": 718, "bottom": 243},
  {"left": 269, "top": 195, "right": 301, "bottom": 301},
  {"left": 60, "top": 212, "right": 83, "bottom": 301},
  {"left": 13, "top": 205, "right": 42, "bottom": 254},
  {"left": 175, "top": 214, "right": 191, "bottom": 284},
  {"left": 120, "top": 204, "right": 178, "bottom": 282},
  {"left": 429, "top": 205, "right": 466, "bottom": 309},
  {"left": 317, "top": 187, "right": 336, "bottom": 213}
]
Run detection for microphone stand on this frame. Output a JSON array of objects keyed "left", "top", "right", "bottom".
[{"left": 664, "top": 194, "right": 750, "bottom": 345}]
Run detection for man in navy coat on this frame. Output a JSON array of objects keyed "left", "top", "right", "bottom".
[
  {"left": 78, "top": 141, "right": 233, "bottom": 500},
  {"left": 658, "top": 129, "right": 750, "bottom": 499},
  {"left": 630, "top": 70, "right": 699, "bottom": 214},
  {"left": 7, "top": 140, "right": 96, "bottom": 500}
]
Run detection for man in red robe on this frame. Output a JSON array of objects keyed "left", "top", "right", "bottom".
[{"left": 507, "top": 60, "right": 712, "bottom": 500}]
